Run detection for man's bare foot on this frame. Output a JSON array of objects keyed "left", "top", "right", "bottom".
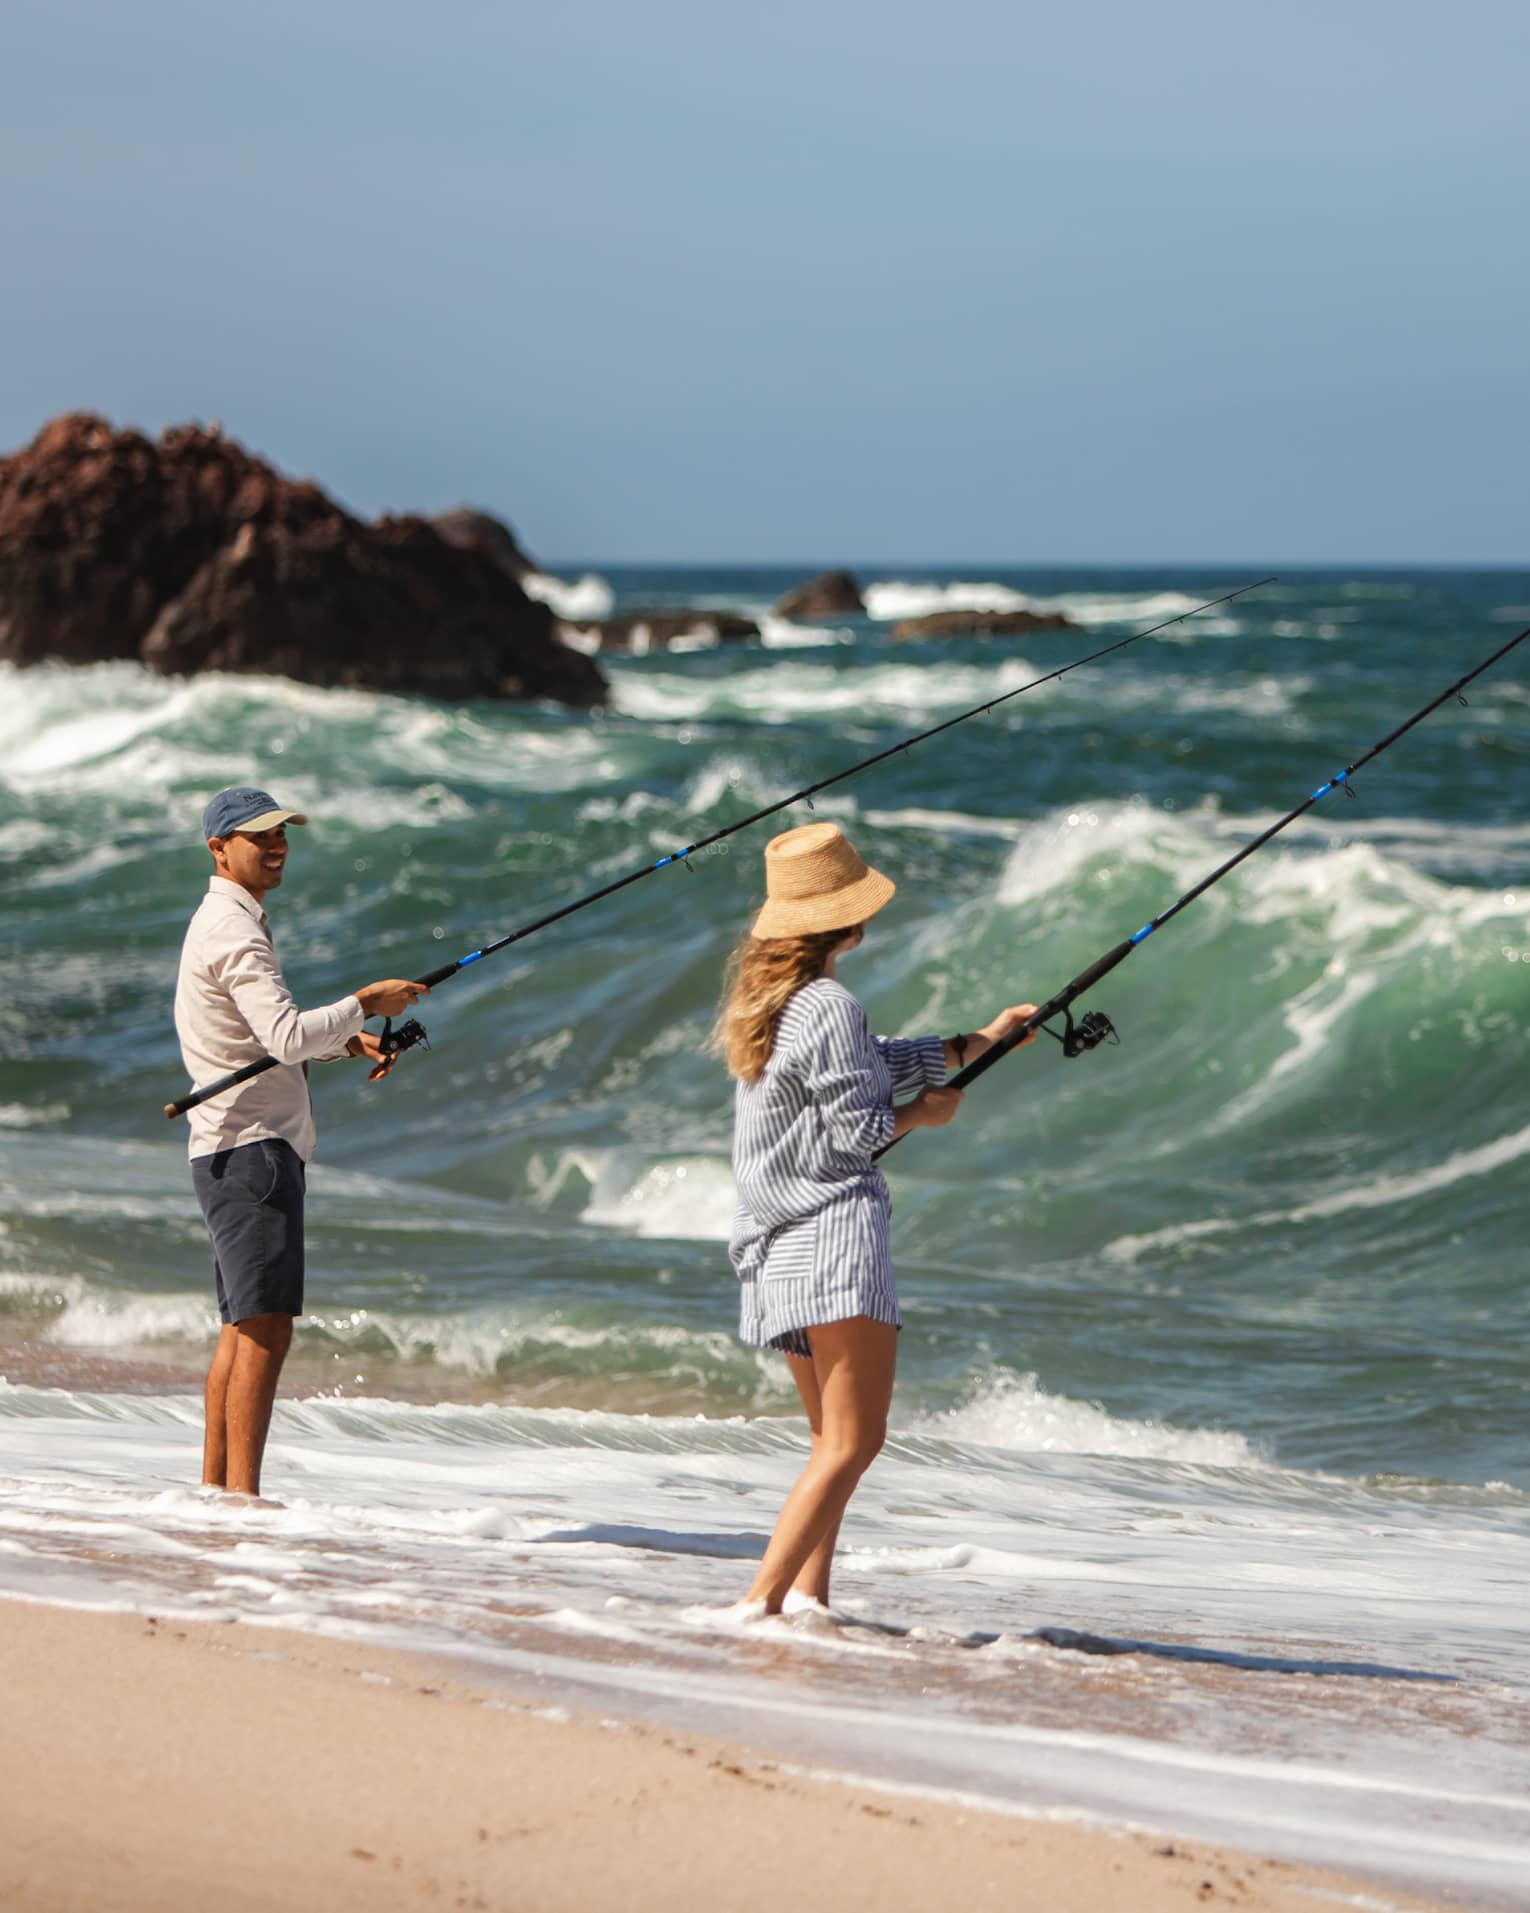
[{"left": 197, "top": 1486, "right": 285, "bottom": 1510}]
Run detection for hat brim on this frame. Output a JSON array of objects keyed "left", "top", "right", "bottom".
[
  {"left": 213, "top": 808, "right": 309, "bottom": 837},
  {"left": 751, "top": 866, "right": 895, "bottom": 940}
]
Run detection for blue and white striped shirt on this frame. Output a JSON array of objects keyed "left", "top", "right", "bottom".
[{"left": 727, "top": 977, "right": 946, "bottom": 1351}]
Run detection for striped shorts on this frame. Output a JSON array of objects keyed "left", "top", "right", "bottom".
[{"left": 742, "top": 1191, "right": 901, "bottom": 1359}]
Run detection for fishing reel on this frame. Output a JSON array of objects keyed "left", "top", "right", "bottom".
[
  {"left": 377, "top": 1016, "right": 430, "bottom": 1057},
  {"left": 1044, "top": 1006, "right": 1119, "bottom": 1059}
]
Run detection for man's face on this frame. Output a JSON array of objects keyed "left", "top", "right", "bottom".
[{"left": 210, "top": 824, "right": 290, "bottom": 896}]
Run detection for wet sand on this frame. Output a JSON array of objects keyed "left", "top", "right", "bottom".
[{"left": 0, "top": 1602, "right": 1470, "bottom": 1913}]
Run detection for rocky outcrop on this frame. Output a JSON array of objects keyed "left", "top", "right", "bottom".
[
  {"left": 890, "top": 607, "right": 1075, "bottom": 640},
  {"left": 0, "top": 414, "right": 605, "bottom": 707},
  {"left": 429, "top": 506, "right": 535, "bottom": 579},
  {"left": 561, "top": 610, "right": 759, "bottom": 654},
  {"left": 773, "top": 569, "right": 865, "bottom": 619}
]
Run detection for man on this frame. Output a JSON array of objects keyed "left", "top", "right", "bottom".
[{"left": 175, "top": 786, "right": 426, "bottom": 1498}]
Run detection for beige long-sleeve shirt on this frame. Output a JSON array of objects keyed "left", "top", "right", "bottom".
[{"left": 174, "top": 876, "right": 364, "bottom": 1162}]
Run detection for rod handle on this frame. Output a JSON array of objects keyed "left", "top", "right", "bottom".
[
  {"left": 164, "top": 1053, "right": 282, "bottom": 1119},
  {"left": 952, "top": 940, "right": 1135, "bottom": 1090},
  {"left": 875, "top": 939, "right": 1137, "bottom": 1157}
]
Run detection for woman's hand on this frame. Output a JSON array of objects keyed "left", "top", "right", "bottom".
[
  {"left": 943, "top": 1004, "right": 1039, "bottom": 1073},
  {"left": 979, "top": 1003, "right": 1038, "bottom": 1053}
]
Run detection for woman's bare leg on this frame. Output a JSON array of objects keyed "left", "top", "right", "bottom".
[
  {"left": 743, "top": 1317, "right": 896, "bottom": 1613},
  {"left": 783, "top": 1351, "right": 842, "bottom": 1607}
]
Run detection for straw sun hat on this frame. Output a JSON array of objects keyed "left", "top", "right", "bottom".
[{"left": 751, "top": 822, "right": 895, "bottom": 939}]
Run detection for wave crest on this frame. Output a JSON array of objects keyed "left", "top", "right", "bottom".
[{"left": 911, "top": 1370, "right": 1263, "bottom": 1467}]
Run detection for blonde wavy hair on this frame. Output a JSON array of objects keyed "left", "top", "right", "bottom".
[{"left": 712, "top": 927, "right": 854, "bottom": 1082}]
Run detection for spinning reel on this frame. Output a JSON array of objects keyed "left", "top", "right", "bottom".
[
  {"left": 1043, "top": 1005, "right": 1119, "bottom": 1059},
  {"left": 377, "top": 1016, "right": 430, "bottom": 1057}
]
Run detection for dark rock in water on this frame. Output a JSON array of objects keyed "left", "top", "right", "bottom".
[
  {"left": 890, "top": 607, "right": 1074, "bottom": 640},
  {"left": 563, "top": 610, "right": 759, "bottom": 654},
  {"left": 430, "top": 506, "right": 535, "bottom": 579},
  {"left": 0, "top": 413, "right": 605, "bottom": 708},
  {"left": 773, "top": 569, "right": 865, "bottom": 619}
]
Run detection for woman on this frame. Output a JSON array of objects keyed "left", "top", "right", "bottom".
[{"left": 714, "top": 820, "right": 1035, "bottom": 1616}]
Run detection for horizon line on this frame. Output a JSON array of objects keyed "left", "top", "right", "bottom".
[{"left": 537, "top": 556, "right": 1530, "bottom": 575}]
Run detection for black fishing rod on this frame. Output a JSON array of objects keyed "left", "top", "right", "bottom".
[
  {"left": 878, "top": 620, "right": 1530, "bottom": 1157},
  {"left": 165, "top": 578, "right": 1271, "bottom": 1119}
]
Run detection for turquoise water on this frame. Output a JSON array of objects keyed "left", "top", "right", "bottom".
[{"left": 2, "top": 566, "right": 1527, "bottom": 1487}]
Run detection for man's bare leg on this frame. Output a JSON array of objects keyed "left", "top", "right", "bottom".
[
  {"left": 223, "top": 1313, "right": 294, "bottom": 1498},
  {"left": 202, "top": 1324, "right": 239, "bottom": 1488}
]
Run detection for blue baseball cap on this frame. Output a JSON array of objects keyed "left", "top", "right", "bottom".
[{"left": 201, "top": 787, "right": 310, "bottom": 842}]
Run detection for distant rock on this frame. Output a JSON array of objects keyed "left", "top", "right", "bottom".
[
  {"left": 0, "top": 414, "right": 605, "bottom": 708},
  {"left": 890, "top": 607, "right": 1075, "bottom": 640},
  {"left": 773, "top": 569, "right": 865, "bottom": 620},
  {"left": 430, "top": 506, "right": 535, "bottom": 579},
  {"left": 561, "top": 610, "right": 760, "bottom": 655}
]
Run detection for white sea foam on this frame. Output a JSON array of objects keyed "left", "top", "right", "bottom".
[
  {"left": 860, "top": 806, "right": 1022, "bottom": 841},
  {"left": 580, "top": 1154, "right": 736, "bottom": 1241},
  {"left": 1100, "top": 669, "right": 1307, "bottom": 717},
  {"left": 0, "top": 662, "right": 627, "bottom": 810},
  {"left": 992, "top": 799, "right": 1204, "bottom": 912},
  {"left": 910, "top": 1371, "right": 1263, "bottom": 1468},
  {"left": 1039, "top": 590, "right": 1214, "bottom": 629},
  {"left": 757, "top": 614, "right": 852, "bottom": 649},
  {"left": 520, "top": 570, "right": 614, "bottom": 622},
  {"left": 991, "top": 797, "right": 1525, "bottom": 943},
  {"left": 0, "top": 1103, "right": 70, "bottom": 1130},
  {"left": 0, "top": 1383, "right": 1525, "bottom": 1901},
  {"left": 859, "top": 584, "right": 1233, "bottom": 638},
  {"left": 0, "top": 1273, "right": 216, "bottom": 1347},
  {"left": 608, "top": 657, "right": 1039, "bottom": 725},
  {"left": 0, "top": 1266, "right": 783, "bottom": 1391},
  {"left": 1215, "top": 966, "right": 1375, "bottom": 1124},
  {"left": 863, "top": 580, "right": 1036, "bottom": 622}
]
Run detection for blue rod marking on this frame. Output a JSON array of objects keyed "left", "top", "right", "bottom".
[
  {"left": 1130, "top": 923, "right": 1156, "bottom": 945},
  {"left": 458, "top": 951, "right": 485, "bottom": 966}
]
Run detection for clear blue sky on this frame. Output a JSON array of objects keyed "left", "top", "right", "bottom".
[{"left": 3, "top": 2, "right": 1526, "bottom": 564}]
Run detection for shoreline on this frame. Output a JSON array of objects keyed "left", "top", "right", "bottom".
[
  {"left": 2, "top": 1364, "right": 1527, "bottom": 1908},
  {"left": 0, "top": 1601, "right": 1472, "bottom": 1913}
]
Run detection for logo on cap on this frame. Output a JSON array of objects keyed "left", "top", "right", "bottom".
[{"left": 201, "top": 788, "right": 309, "bottom": 840}]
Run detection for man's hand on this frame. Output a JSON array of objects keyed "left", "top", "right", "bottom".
[
  {"left": 354, "top": 979, "right": 428, "bottom": 1018},
  {"left": 345, "top": 1031, "right": 401, "bottom": 1083}
]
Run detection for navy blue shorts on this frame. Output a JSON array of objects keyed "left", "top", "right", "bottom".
[{"left": 192, "top": 1139, "right": 306, "bottom": 1324}]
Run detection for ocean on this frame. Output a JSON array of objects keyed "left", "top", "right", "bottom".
[{"left": 2, "top": 566, "right": 1527, "bottom": 1904}]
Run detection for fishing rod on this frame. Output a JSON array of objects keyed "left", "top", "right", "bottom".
[
  {"left": 165, "top": 577, "right": 1271, "bottom": 1119},
  {"left": 877, "top": 620, "right": 1530, "bottom": 1157}
]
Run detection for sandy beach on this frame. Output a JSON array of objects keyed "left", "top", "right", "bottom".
[{"left": 0, "top": 1601, "right": 1473, "bottom": 1913}]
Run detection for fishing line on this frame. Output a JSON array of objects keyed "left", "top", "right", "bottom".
[
  {"left": 165, "top": 578, "right": 1270, "bottom": 1118},
  {"left": 877, "top": 620, "right": 1530, "bottom": 1157}
]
